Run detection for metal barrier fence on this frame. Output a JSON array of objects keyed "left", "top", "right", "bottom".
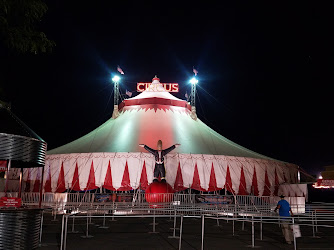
[
  {"left": 0, "top": 192, "right": 308, "bottom": 214},
  {"left": 55, "top": 204, "right": 334, "bottom": 250},
  {"left": 2, "top": 192, "right": 334, "bottom": 249}
]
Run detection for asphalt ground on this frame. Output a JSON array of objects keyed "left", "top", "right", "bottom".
[{"left": 39, "top": 213, "right": 334, "bottom": 250}]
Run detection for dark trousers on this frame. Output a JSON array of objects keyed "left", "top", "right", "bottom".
[{"left": 154, "top": 163, "right": 165, "bottom": 178}]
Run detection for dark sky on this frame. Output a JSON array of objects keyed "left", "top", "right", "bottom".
[{"left": 1, "top": 1, "right": 333, "bottom": 175}]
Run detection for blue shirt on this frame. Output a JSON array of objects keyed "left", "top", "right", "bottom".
[{"left": 277, "top": 199, "right": 291, "bottom": 217}]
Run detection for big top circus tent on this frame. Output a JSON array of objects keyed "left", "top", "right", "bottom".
[{"left": 31, "top": 76, "right": 300, "bottom": 196}]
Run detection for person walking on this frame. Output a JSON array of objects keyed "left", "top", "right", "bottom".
[{"left": 274, "top": 194, "right": 294, "bottom": 244}]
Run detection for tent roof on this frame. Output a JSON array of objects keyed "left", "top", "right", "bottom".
[{"left": 47, "top": 78, "right": 278, "bottom": 161}]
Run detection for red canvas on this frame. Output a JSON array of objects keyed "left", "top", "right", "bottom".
[
  {"left": 85, "top": 161, "right": 98, "bottom": 190},
  {"left": 118, "top": 161, "right": 132, "bottom": 191},
  {"left": 44, "top": 166, "right": 52, "bottom": 192},
  {"left": 24, "top": 169, "right": 31, "bottom": 192},
  {"left": 262, "top": 168, "right": 271, "bottom": 196},
  {"left": 191, "top": 163, "right": 206, "bottom": 191},
  {"left": 274, "top": 168, "right": 279, "bottom": 196},
  {"left": 238, "top": 166, "right": 248, "bottom": 195},
  {"left": 139, "top": 161, "right": 148, "bottom": 190},
  {"left": 174, "top": 162, "right": 187, "bottom": 191},
  {"left": 56, "top": 162, "right": 66, "bottom": 193},
  {"left": 225, "top": 165, "right": 234, "bottom": 194},
  {"left": 208, "top": 163, "right": 220, "bottom": 192},
  {"left": 32, "top": 168, "right": 41, "bottom": 192},
  {"left": 251, "top": 166, "right": 259, "bottom": 196},
  {"left": 71, "top": 163, "right": 81, "bottom": 191},
  {"left": 103, "top": 160, "right": 116, "bottom": 191}
]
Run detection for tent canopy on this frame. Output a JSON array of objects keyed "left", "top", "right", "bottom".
[
  {"left": 48, "top": 78, "right": 277, "bottom": 162},
  {"left": 42, "top": 77, "right": 299, "bottom": 195}
]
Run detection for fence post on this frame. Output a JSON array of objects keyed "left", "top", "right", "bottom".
[
  {"left": 260, "top": 213, "right": 263, "bottom": 240},
  {"left": 293, "top": 217, "right": 296, "bottom": 250},
  {"left": 169, "top": 208, "right": 179, "bottom": 239},
  {"left": 232, "top": 214, "right": 235, "bottom": 236},
  {"left": 52, "top": 207, "right": 57, "bottom": 221},
  {"left": 168, "top": 207, "right": 173, "bottom": 222},
  {"left": 39, "top": 210, "right": 44, "bottom": 245},
  {"left": 252, "top": 216, "right": 255, "bottom": 248},
  {"left": 89, "top": 210, "right": 93, "bottom": 224},
  {"left": 64, "top": 215, "right": 68, "bottom": 250},
  {"left": 81, "top": 215, "right": 94, "bottom": 238},
  {"left": 70, "top": 215, "right": 79, "bottom": 233},
  {"left": 60, "top": 215, "right": 65, "bottom": 250},
  {"left": 149, "top": 208, "right": 158, "bottom": 233},
  {"left": 99, "top": 205, "right": 109, "bottom": 229},
  {"left": 178, "top": 215, "right": 183, "bottom": 250},
  {"left": 153, "top": 211, "right": 156, "bottom": 233},
  {"left": 201, "top": 215, "right": 205, "bottom": 250},
  {"left": 111, "top": 201, "right": 117, "bottom": 221},
  {"left": 312, "top": 211, "right": 315, "bottom": 237},
  {"left": 315, "top": 210, "right": 318, "bottom": 233}
]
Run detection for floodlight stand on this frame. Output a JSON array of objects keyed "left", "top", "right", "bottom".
[
  {"left": 112, "top": 81, "right": 120, "bottom": 119},
  {"left": 190, "top": 83, "right": 197, "bottom": 120},
  {"left": 190, "top": 82, "right": 196, "bottom": 107}
]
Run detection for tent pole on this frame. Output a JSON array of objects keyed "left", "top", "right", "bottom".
[{"left": 39, "top": 167, "right": 45, "bottom": 208}]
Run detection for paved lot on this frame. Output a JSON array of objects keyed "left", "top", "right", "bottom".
[{"left": 40, "top": 213, "right": 334, "bottom": 250}]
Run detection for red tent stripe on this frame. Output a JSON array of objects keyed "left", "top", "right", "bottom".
[
  {"left": 283, "top": 170, "right": 287, "bottom": 183},
  {"left": 238, "top": 166, "right": 248, "bottom": 195},
  {"left": 103, "top": 160, "right": 116, "bottom": 191},
  {"left": 44, "top": 166, "right": 52, "bottom": 192},
  {"left": 262, "top": 168, "right": 271, "bottom": 196},
  {"left": 118, "top": 161, "right": 132, "bottom": 191},
  {"left": 85, "top": 161, "right": 98, "bottom": 190},
  {"left": 71, "top": 163, "right": 81, "bottom": 191},
  {"left": 225, "top": 165, "right": 234, "bottom": 194},
  {"left": 24, "top": 169, "right": 31, "bottom": 192},
  {"left": 208, "top": 163, "right": 220, "bottom": 192},
  {"left": 251, "top": 166, "right": 259, "bottom": 196},
  {"left": 139, "top": 160, "right": 148, "bottom": 190},
  {"left": 191, "top": 163, "right": 206, "bottom": 191},
  {"left": 274, "top": 168, "right": 279, "bottom": 196},
  {"left": 32, "top": 169, "right": 41, "bottom": 192},
  {"left": 56, "top": 162, "right": 66, "bottom": 193},
  {"left": 174, "top": 162, "right": 186, "bottom": 192}
]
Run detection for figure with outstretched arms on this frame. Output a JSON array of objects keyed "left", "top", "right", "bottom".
[{"left": 139, "top": 140, "right": 180, "bottom": 182}]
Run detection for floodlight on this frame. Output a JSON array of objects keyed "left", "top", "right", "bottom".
[
  {"left": 189, "top": 77, "right": 198, "bottom": 85},
  {"left": 112, "top": 75, "right": 121, "bottom": 83}
]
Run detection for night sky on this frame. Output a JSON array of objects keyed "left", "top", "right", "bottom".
[{"left": 1, "top": 1, "right": 333, "bottom": 176}]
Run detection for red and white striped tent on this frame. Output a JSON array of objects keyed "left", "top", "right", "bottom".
[{"left": 28, "top": 76, "right": 299, "bottom": 196}]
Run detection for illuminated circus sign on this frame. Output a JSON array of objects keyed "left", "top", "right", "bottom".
[
  {"left": 313, "top": 179, "right": 334, "bottom": 189},
  {"left": 137, "top": 83, "right": 179, "bottom": 92}
]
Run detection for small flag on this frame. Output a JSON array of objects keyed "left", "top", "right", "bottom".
[
  {"left": 185, "top": 92, "right": 189, "bottom": 101},
  {"left": 117, "top": 65, "right": 124, "bottom": 75},
  {"left": 126, "top": 90, "right": 132, "bottom": 97},
  {"left": 193, "top": 67, "right": 198, "bottom": 76}
]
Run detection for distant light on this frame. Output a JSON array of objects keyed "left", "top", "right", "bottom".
[
  {"left": 319, "top": 174, "right": 323, "bottom": 179},
  {"left": 112, "top": 75, "right": 121, "bottom": 83},
  {"left": 189, "top": 77, "right": 198, "bottom": 85}
]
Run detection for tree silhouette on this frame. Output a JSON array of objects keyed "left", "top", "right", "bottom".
[{"left": 0, "top": 0, "right": 55, "bottom": 54}]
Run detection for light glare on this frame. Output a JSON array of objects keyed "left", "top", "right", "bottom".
[
  {"left": 190, "top": 77, "right": 198, "bottom": 85},
  {"left": 112, "top": 75, "right": 121, "bottom": 82}
]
